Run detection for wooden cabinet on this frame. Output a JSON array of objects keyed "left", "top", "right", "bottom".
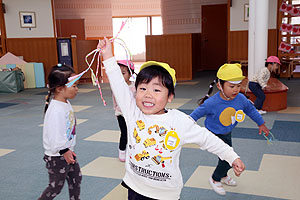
[
  {"left": 277, "top": 0, "right": 300, "bottom": 78},
  {"left": 145, "top": 33, "right": 201, "bottom": 81}
]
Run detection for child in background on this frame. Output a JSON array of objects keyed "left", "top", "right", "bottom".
[
  {"left": 38, "top": 64, "right": 82, "bottom": 200},
  {"left": 113, "top": 60, "right": 136, "bottom": 162},
  {"left": 248, "top": 56, "right": 281, "bottom": 115},
  {"left": 99, "top": 37, "right": 245, "bottom": 200},
  {"left": 190, "top": 63, "right": 269, "bottom": 196}
]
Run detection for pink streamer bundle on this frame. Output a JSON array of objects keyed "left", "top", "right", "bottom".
[{"left": 66, "top": 18, "right": 133, "bottom": 106}]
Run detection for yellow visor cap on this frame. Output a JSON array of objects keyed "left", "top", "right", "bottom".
[
  {"left": 217, "top": 63, "right": 245, "bottom": 81},
  {"left": 140, "top": 61, "right": 176, "bottom": 86}
]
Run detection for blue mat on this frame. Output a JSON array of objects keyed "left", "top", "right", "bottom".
[
  {"left": 0, "top": 103, "right": 18, "bottom": 109},
  {"left": 232, "top": 127, "right": 267, "bottom": 140},
  {"left": 233, "top": 120, "right": 300, "bottom": 142},
  {"left": 270, "top": 120, "right": 300, "bottom": 142}
]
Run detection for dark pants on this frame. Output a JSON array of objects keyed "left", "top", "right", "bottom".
[
  {"left": 38, "top": 155, "right": 82, "bottom": 200},
  {"left": 122, "top": 181, "right": 179, "bottom": 200},
  {"left": 248, "top": 82, "right": 265, "bottom": 110},
  {"left": 212, "top": 132, "right": 232, "bottom": 182},
  {"left": 128, "top": 188, "right": 157, "bottom": 200},
  {"left": 117, "top": 115, "right": 128, "bottom": 151}
]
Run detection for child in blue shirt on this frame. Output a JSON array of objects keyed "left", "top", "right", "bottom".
[{"left": 190, "top": 63, "right": 269, "bottom": 196}]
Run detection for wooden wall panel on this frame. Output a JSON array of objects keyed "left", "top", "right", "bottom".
[
  {"left": 192, "top": 33, "right": 201, "bottom": 72},
  {"left": 56, "top": 19, "right": 85, "bottom": 40},
  {"left": 146, "top": 34, "right": 193, "bottom": 81},
  {"left": 6, "top": 38, "right": 58, "bottom": 81},
  {"left": 228, "top": 29, "right": 278, "bottom": 61},
  {"left": 75, "top": 40, "right": 108, "bottom": 82},
  {"left": 228, "top": 30, "right": 248, "bottom": 61},
  {"left": 0, "top": 0, "right": 7, "bottom": 57},
  {"left": 268, "top": 29, "right": 278, "bottom": 57}
]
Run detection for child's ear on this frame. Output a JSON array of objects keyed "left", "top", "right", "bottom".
[
  {"left": 168, "top": 94, "right": 174, "bottom": 103},
  {"left": 55, "top": 86, "right": 65, "bottom": 93},
  {"left": 216, "top": 82, "right": 221, "bottom": 90}
]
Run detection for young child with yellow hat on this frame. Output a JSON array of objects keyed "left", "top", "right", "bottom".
[
  {"left": 248, "top": 56, "right": 281, "bottom": 115},
  {"left": 190, "top": 63, "right": 270, "bottom": 196},
  {"left": 98, "top": 37, "right": 245, "bottom": 200}
]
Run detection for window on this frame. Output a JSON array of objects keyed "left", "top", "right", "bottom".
[{"left": 113, "top": 16, "right": 162, "bottom": 61}]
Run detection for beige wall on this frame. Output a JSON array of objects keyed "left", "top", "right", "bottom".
[
  {"left": 54, "top": 0, "right": 113, "bottom": 38},
  {"left": 161, "top": 0, "right": 227, "bottom": 34},
  {"left": 3, "top": 0, "right": 54, "bottom": 38},
  {"left": 111, "top": 0, "right": 160, "bottom": 17},
  {"left": 54, "top": 0, "right": 161, "bottom": 38},
  {"left": 230, "top": 0, "right": 278, "bottom": 31}
]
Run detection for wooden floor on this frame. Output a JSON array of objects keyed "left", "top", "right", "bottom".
[{"left": 240, "top": 78, "right": 289, "bottom": 111}]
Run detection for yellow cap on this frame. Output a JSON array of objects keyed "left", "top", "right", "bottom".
[
  {"left": 217, "top": 64, "right": 245, "bottom": 81},
  {"left": 140, "top": 61, "right": 176, "bottom": 86}
]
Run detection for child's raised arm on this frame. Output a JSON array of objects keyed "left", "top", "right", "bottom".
[{"left": 100, "top": 37, "right": 137, "bottom": 120}]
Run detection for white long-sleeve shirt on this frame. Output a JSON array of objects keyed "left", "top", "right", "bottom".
[
  {"left": 103, "top": 57, "right": 239, "bottom": 200},
  {"left": 112, "top": 82, "right": 136, "bottom": 116},
  {"left": 43, "top": 100, "right": 76, "bottom": 156}
]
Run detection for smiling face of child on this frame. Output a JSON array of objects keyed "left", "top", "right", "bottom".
[
  {"left": 217, "top": 81, "right": 241, "bottom": 100},
  {"left": 135, "top": 77, "right": 174, "bottom": 115}
]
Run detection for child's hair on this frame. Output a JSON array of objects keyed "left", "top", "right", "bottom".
[
  {"left": 198, "top": 78, "right": 225, "bottom": 105},
  {"left": 135, "top": 65, "right": 175, "bottom": 97},
  {"left": 44, "top": 64, "right": 75, "bottom": 113},
  {"left": 265, "top": 62, "right": 273, "bottom": 67}
]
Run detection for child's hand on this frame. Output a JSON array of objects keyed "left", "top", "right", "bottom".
[
  {"left": 63, "top": 150, "right": 76, "bottom": 165},
  {"left": 98, "top": 37, "right": 113, "bottom": 60},
  {"left": 232, "top": 158, "right": 245, "bottom": 177},
  {"left": 263, "top": 85, "right": 270, "bottom": 90},
  {"left": 258, "top": 123, "right": 269, "bottom": 136}
]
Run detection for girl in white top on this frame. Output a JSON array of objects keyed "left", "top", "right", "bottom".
[
  {"left": 38, "top": 64, "right": 82, "bottom": 200},
  {"left": 113, "top": 60, "right": 136, "bottom": 162},
  {"left": 98, "top": 38, "right": 245, "bottom": 200},
  {"left": 248, "top": 56, "right": 280, "bottom": 115}
]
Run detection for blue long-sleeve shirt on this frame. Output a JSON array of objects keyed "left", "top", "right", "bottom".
[{"left": 190, "top": 91, "right": 264, "bottom": 135}]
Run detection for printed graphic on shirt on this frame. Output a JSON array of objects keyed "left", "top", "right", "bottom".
[
  {"left": 219, "top": 107, "right": 236, "bottom": 126},
  {"left": 151, "top": 155, "right": 172, "bottom": 168},
  {"left": 66, "top": 111, "right": 76, "bottom": 141},
  {"left": 143, "top": 138, "right": 156, "bottom": 148},
  {"left": 136, "top": 120, "right": 145, "bottom": 130},
  {"left": 148, "top": 125, "right": 167, "bottom": 136},
  {"left": 164, "top": 130, "right": 180, "bottom": 150},
  {"left": 135, "top": 150, "right": 150, "bottom": 161},
  {"left": 129, "top": 160, "right": 171, "bottom": 181},
  {"left": 235, "top": 110, "right": 245, "bottom": 123},
  {"left": 133, "top": 128, "right": 141, "bottom": 143},
  {"left": 129, "top": 120, "right": 178, "bottom": 180},
  {"left": 219, "top": 107, "right": 246, "bottom": 126}
]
